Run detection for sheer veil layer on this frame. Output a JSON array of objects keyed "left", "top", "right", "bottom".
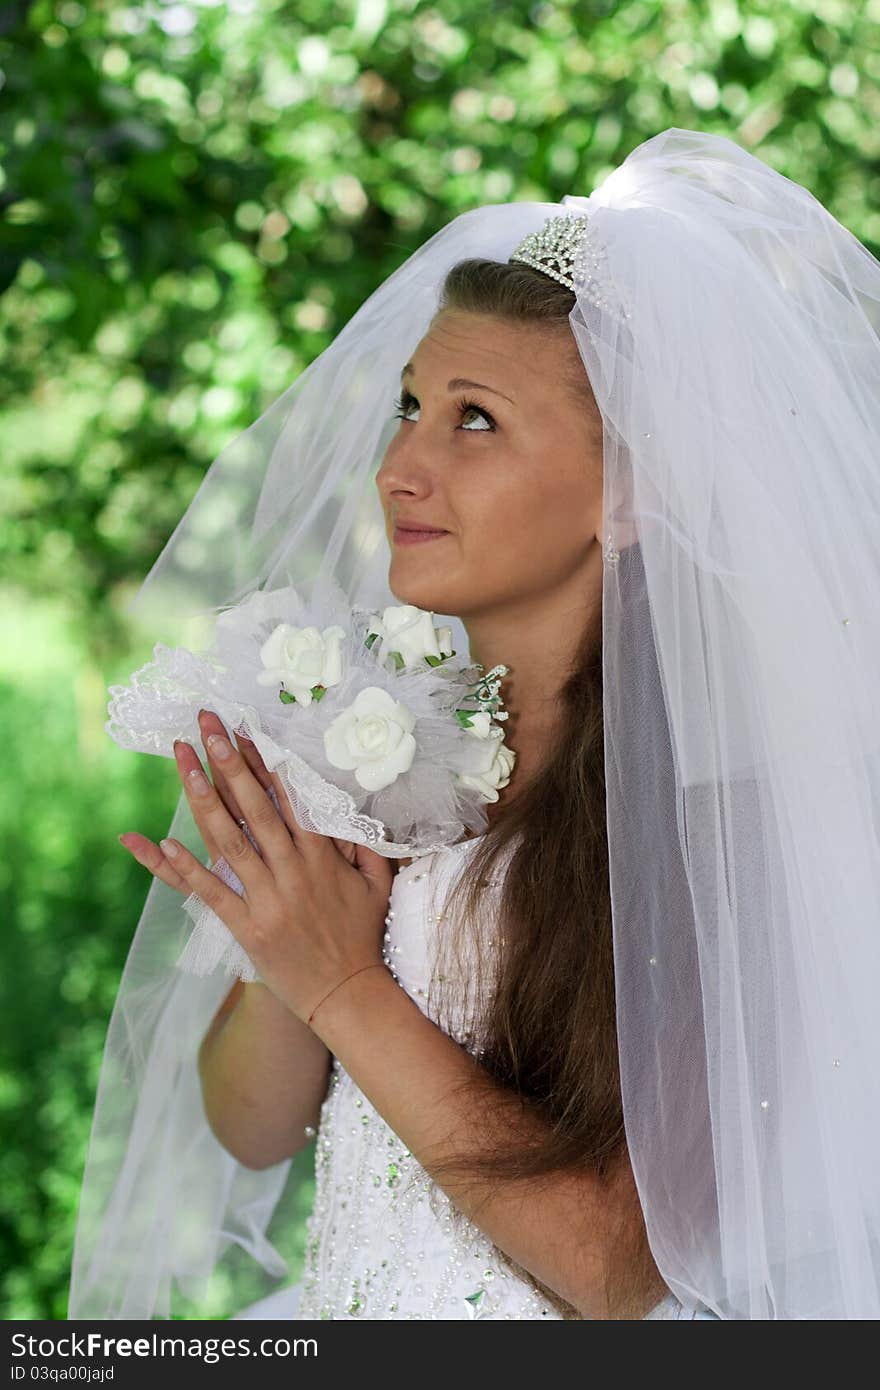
[{"left": 70, "top": 128, "right": 880, "bottom": 1320}]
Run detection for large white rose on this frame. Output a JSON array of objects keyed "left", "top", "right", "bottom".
[
  {"left": 323, "top": 686, "right": 417, "bottom": 792},
  {"left": 456, "top": 734, "right": 516, "bottom": 803},
  {"left": 256, "top": 623, "right": 347, "bottom": 706},
  {"left": 367, "top": 604, "right": 453, "bottom": 670}
]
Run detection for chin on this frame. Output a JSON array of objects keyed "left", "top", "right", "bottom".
[{"left": 387, "top": 569, "right": 460, "bottom": 615}]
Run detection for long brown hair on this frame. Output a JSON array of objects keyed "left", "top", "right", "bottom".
[{"left": 417, "top": 259, "right": 664, "bottom": 1320}]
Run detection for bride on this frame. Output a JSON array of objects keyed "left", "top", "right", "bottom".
[
  {"left": 70, "top": 129, "right": 880, "bottom": 1321},
  {"left": 115, "top": 296, "right": 707, "bottom": 1320}
]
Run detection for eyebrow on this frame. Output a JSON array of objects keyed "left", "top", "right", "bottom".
[{"left": 399, "top": 362, "right": 514, "bottom": 404}]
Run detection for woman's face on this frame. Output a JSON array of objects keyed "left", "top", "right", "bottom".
[{"left": 376, "top": 310, "right": 605, "bottom": 620}]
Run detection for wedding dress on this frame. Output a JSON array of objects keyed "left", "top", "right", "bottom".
[{"left": 230, "top": 837, "right": 717, "bottom": 1321}]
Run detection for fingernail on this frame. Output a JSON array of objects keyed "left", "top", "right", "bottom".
[
  {"left": 160, "top": 838, "right": 180, "bottom": 857},
  {"left": 207, "top": 733, "right": 232, "bottom": 760},
  {"left": 187, "top": 768, "right": 210, "bottom": 794}
]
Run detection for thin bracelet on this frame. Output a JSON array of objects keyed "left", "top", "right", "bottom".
[{"left": 307, "top": 963, "right": 386, "bottom": 1027}]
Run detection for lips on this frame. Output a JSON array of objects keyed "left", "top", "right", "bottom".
[
  {"left": 394, "top": 522, "right": 449, "bottom": 533},
  {"left": 392, "top": 524, "right": 450, "bottom": 545}
]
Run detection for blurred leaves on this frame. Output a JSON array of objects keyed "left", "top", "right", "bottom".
[
  {"left": 0, "top": 594, "right": 180, "bottom": 1316},
  {"left": 1, "top": 0, "right": 878, "bottom": 1319},
  {"left": 3, "top": 0, "right": 879, "bottom": 652}
]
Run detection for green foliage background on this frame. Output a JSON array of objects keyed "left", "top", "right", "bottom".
[{"left": 2, "top": 0, "right": 877, "bottom": 1319}]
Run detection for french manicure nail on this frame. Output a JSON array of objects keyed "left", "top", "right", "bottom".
[
  {"left": 187, "top": 768, "right": 210, "bottom": 794},
  {"left": 207, "top": 733, "right": 232, "bottom": 760},
  {"left": 160, "top": 838, "right": 180, "bottom": 857}
]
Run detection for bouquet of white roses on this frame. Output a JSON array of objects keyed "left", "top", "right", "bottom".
[{"left": 106, "top": 581, "right": 515, "bottom": 980}]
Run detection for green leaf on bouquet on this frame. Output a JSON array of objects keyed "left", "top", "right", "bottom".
[
  {"left": 279, "top": 685, "right": 327, "bottom": 703},
  {"left": 364, "top": 632, "right": 379, "bottom": 650},
  {"left": 454, "top": 709, "right": 476, "bottom": 728},
  {"left": 424, "top": 650, "right": 455, "bottom": 666},
  {"left": 390, "top": 650, "right": 405, "bottom": 670}
]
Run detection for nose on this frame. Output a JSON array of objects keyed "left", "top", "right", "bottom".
[{"left": 376, "top": 441, "right": 437, "bottom": 504}]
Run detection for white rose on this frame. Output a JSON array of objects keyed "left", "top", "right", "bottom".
[
  {"left": 367, "top": 604, "right": 454, "bottom": 670},
  {"left": 460, "top": 710, "right": 494, "bottom": 739},
  {"left": 323, "top": 686, "right": 417, "bottom": 792},
  {"left": 256, "top": 623, "right": 347, "bottom": 706},
  {"left": 456, "top": 734, "right": 516, "bottom": 803}
]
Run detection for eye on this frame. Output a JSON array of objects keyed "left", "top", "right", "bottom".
[{"left": 392, "top": 389, "right": 496, "bottom": 432}]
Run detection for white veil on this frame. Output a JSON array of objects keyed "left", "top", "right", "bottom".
[{"left": 69, "top": 127, "right": 880, "bottom": 1319}]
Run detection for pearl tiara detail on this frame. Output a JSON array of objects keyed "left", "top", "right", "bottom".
[{"left": 508, "top": 212, "right": 631, "bottom": 324}]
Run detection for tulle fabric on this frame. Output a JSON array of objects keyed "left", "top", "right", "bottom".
[
  {"left": 568, "top": 131, "right": 880, "bottom": 1317},
  {"left": 69, "top": 199, "right": 567, "bottom": 1322},
  {"left": 70, "top": 127, "right": 880, "bottom": 1319}
]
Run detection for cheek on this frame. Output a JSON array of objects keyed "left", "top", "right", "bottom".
[{"left": 477, "top": 469, "right": 585, "bottom": 560}]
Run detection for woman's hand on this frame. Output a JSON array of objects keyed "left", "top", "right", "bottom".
[{"left": 117, "top": 708, "right": 395, "bottom": 1025}]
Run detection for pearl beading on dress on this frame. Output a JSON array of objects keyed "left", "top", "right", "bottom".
[
  {"left": 294, "top": 838, "right": 693, "bottom": 1321},
  {"left": 295, "top": 1058, "right": 563, "bottom": 1320},
  {"left": 295, "top": 841, "right": 563, "bottom": 1320}
]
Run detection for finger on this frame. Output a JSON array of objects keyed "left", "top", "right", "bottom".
[
  {"left": 172, "top": 740, "right": 223, "bottom": 863},
  {"left": 174, "top": 738, "right": 273, "bottom": 890},
  {"left": 264, "top": 766, "right": 324, "bottom": 852},
  {"left": 175, "top": 738, "right": 282, "bottom": 892},
  {"left": 195, "top": 714, "right": 272, "bottom": 870},
  {"left": 332, "top": 835, "right": 358, "bottom": 866},
  {"left": 201, "top": 731, "right": 301, "bottom": 880},
  {"left": 354, "top": 839, "right": 396, "bottom": 890},
  {"left": 232, "top": 728, "right": 275, "bottom": 793},
  {"left": 157, "top": 836, "right": 252, "bottom": 937},
  {"left": 196, "top": 709, "right": 249, "bottom": 825},
  {"left": 118, "top": 831, "right": 191, "bottom": 894}
]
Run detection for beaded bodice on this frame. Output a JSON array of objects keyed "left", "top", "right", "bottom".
[
  {"left": 294, "top": 837, "right": 568, "bottom": 1320},
  {"left": 294, "top": 838, "right": 691, "bottom": 1321}
]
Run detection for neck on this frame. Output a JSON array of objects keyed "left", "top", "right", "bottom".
[{"left": 461, "top": 574, "right": 602, "bottom": 819}]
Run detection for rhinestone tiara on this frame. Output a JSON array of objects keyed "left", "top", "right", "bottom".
[
  {"left": 508, "top": 213, "right": 589, "bottom": 291},
  {"left": 508, "top": 212, "right": 630, "bottom": 323}
]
